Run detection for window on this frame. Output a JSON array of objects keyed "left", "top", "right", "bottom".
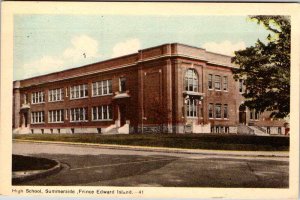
[
  {"left": 224, "top": 104, "right": 228, "bottom": 119},
  {"left": 214, "top": 75, "right": 221, "bottom": 90},
  {"left": 185, "top": 69, "right": 198, "bottom": 92},
  {"left": 49, "top": 88, "right": 64, "bottom": 102},
  {"left": 70, "top": 84, "right": 88, "bottom": 99},
  {"left": 48, "top": 109, "right": 64, "bottom": 123},
  {"left": 208, "top": 103, "right": 213, "bottom": 118},
  {"left": 215, "top": 104, "right": 221, "bottom": 119},
  {"left": 225, "top": 126, "right": 229, "bottom": 133},
  {"left": 186, "top": 99, "right": 197, "bottom": 117},
  {"left": 208, "top": 74, "right": 213, "bottom": 89},
  {"left": 31, "top": 91, "right": 45, "bottom": 104},
  {"left": 31, "top": 111, "right": 45, "bottom": 124},
  {"left": 239, "top": 79, "right": 244, "bottom": 93},
  {"left": 70, "top": 107, "right": 88, "bottom": 122},
  {"left": 92, "top": 80, "right": 113, "bottom": 96},
  {"left": 223, "top": 76, "right": 228, "bottom": 91},
  {"left": 92, "top": 105, "right": 113, "bottom": 121},
  {"left": 119, "top": 77, "right": 127, "bottom": 92},
  {"left": 278, "top": 127, "right": 282, "bottom": 134},
  {"left": 250, "top": 109, "right": 259, "bottom": 120}
]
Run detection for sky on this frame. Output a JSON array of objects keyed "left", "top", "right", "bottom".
[{"left": 13, "top": 15, "right": 271, "bottom": 80}]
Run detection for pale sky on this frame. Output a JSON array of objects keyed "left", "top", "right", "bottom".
[{"left": 13, "top": 15, "right": 270, "bottom": 80}]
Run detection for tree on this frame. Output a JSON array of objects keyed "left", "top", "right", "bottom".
[{"left": 232, "top": 16, "right": 290, "bottom": 118}]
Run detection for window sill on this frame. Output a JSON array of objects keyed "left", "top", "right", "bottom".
[
  {"left": 31, "top": 102, "right": 45, "bottom": 105},
  {"left": 186, "top": 117, "right": 198, "bottom": 119},
  {"left": 70, "top": 120, "right": 88, "bottom": 123},
  {"left": 92, "top": 119, "right": 113, "bottom": 122},
  {"left": 48, "top": 122, "right": 64, "bottom": 124},
  {"left": 48, "top": 100, "right": 64, "bottom": 103},
  {"left": 92, "top": 94, "right": 113, "bottom": 98},
  {"left": 69, "top": 97, "right": 89, "bottom": 100},
  {"left": 31, "top": 122, "right": 45, "bottom": 124}
]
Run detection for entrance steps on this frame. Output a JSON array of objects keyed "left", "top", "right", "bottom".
[
  {"left": 103, "top": 124, "right": 129, "bottom": 134},
  {"left": 13, "top": 127, "right": 31, "bottom": 134},
  {"left": 248, "top": 126, "right": 269, "bottom": 136}
]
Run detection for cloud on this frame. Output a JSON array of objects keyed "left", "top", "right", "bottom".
[
  {"left": 20, "top": 35, "right": 101, "bottom": 79},
  {"left": 63, "top": 35, "right": 101, "bottom": 62},
  {"left": 22, "top": 56, "right": 64, "bottom": 79},
  {"left": 112, "top": 38, "right": 141, "bottom": 58},
  {"left": 202, "top": 40, "right": 246, "bottom": 56}
]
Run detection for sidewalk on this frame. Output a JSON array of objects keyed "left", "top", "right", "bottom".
[{"left": 13, "top": 139, "right": 289, "bottom": 158}]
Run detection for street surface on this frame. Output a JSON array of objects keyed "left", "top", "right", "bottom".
[{"left": 13, "top": 141, "right": 289, "bottom": 187}]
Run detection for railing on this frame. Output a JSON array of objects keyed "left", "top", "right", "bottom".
[{"left": 255, "top": 126, "right": 267, "bottom": 133}]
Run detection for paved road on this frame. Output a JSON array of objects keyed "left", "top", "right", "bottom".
[{"left": 13, "top": 141, "right": 289, "bottom": 188}]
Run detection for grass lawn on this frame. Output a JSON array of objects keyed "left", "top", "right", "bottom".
[{"left": 13, "top": 133, "right": 289, "bottom": 151}]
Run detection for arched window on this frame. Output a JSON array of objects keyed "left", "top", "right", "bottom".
[{"left": 185, "top": 69, "right": 198, "bottom": 92}]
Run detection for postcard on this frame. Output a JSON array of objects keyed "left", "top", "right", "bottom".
[{"left": 0, "top": 2, "right": 299, "bottom": 199}]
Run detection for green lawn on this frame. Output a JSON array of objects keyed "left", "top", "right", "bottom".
[{"left": 13, "top": 133, "right": 289, "bottom": 151}]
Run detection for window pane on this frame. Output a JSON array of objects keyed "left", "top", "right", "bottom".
[{"left": 103, "top": 81, "right": 107, "bottom": 95}]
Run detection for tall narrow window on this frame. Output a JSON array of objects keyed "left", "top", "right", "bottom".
[
  {"left": 214, "top": 75, "right": 221, "bottom": 90},
  {"left": 215, "top": 104, "right": 221, "bottom": 119},
  {"left": 223, "top": 76, "right": 228, "bottom": 91},
  {"left": 208, "top": 103, "right": 213, "bottom": 118},
  {"left": 119, "top": 77, "right": 127, "bottom": 92},
  {"left": 186, "top": 99, "right": 197, "bottom": 117},
  {"left": 250, "top": 109, "right": 259, "bottom": 120},
  {"left": 208, "top": 74, "right": 213, "bottom": 89},
  {"left": 239, "top": 79, "right": 244, "bottom": 93},
  {"left": 185, "top": 69, "right": 198, "bottom": 92},
  {"left": 224, "top": 104, "right": 228, "bottom": 119}
]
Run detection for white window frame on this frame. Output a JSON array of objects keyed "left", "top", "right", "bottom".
[
  {"left": 186, "top": 99, "right": 197, "bottom": 118},
  {"left": 92, "top": 105, "right": 113, "bottom": 121},
  {"left": 70, "top": 84, "right": 88, "bottom": 99},
  {"left": 215, "top": 104, "right": 222, "bottom": 119},
  {"left": 92, "top": 80, "right": 113, "bottom": 97},
  {"left": 31, "top": 111, "right": 45, "bottom": 124},
  {"left": 70, "top": 107, "right": 88, "bottom": 122},
  {"left": 208, "top": 74, "right": 213, "bottom": 90},
  {"left": 31, "top": 91, "right": 45, "bottom": 104},
  {"left": 239, "top": 79, "right": 244, "bottom": 93},
  {"left": 214, "top": 75, "right": 221, "bottom": 91},
  {"left": 185, "top": 69, "right": 198, "bottom": 92},
  {"left": 223, "top": 104, "right": 228, "bottom": 119},
  {"left": 208, "top": 103, "right": 214, "bottom": 119},
  {"left": 223, "top": 76, "right": 228, "bottom": 91},
  {"left": 119, "top": 77, "right": 127, "bottom": 92},
  {"left": 48, "top": 109, "right": 64, "bottom": 123},
  {"left": 48, "top": 88, "right": 64, "bottom": 102}
]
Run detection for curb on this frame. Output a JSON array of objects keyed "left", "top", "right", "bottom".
[
  {"left": 13, "top": 139, "right": 289, "bottom": 158},
  {"left": 12, "top": 155, "right": 61, "bottom": 184}
]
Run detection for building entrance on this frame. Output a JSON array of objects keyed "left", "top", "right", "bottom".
[
  {"left": 119, "top": 105, "right": 127, "bottom": 127},
  {"left": 239, "top": 105, "right": 246, "bottom": 124}
]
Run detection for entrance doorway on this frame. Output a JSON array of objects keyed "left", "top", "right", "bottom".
[
  {"left": 21, "top": 110, "right": 29, "bottom": 127},
  {"left": 119, "top": 105, "right": 127, "bottom": 126},
  {"left": 239, "top": 105, "right": 246, "bottom": 124}
]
